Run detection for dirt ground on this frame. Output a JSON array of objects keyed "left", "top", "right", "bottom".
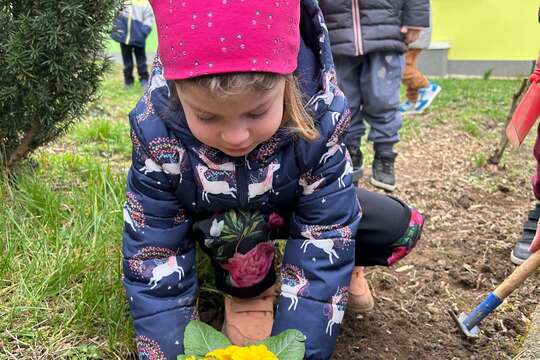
[{"left": 333, "top": 117, "right": 540, "bottom": 360}]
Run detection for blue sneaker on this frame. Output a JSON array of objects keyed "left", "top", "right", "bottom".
[
  {"left": 414, "top": 82, "right": 441, "bottom": 113},
  {"left": 399, "top": 99, "right": 416, "bottom": 114}
]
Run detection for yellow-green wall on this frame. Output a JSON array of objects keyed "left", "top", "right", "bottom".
[{"left": 432, "top": 0, "right": 540, "bottom": 61}]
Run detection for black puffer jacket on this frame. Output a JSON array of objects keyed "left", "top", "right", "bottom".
[{"left": 319, "top": 0, "right": 430, "bottom": 56}]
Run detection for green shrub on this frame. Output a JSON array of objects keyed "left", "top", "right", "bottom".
[{"left": 0, "top": 0, "right": 123, "bottom": 169}]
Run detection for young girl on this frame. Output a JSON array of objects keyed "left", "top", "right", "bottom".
[{"left": 122, "top": 1, "right": 424, "bottom": 359}]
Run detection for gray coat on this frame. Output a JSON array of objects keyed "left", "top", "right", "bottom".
[{"left": 319, "top": 0, "right": 430, "bottom": 56}]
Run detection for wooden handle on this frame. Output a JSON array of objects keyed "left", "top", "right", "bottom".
[{"left": 494, "top": 250, "right": 540, "bottom": 299}]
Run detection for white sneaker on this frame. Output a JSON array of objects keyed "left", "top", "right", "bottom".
[
  {"left": 399, "top": 99, "right": 416, "bottom": 114},
  {"left": 414, "top": 82, "right": 442, "bottom": 113}
]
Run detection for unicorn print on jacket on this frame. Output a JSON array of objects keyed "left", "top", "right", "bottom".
[
  {"left": 136, "top": 92, "right": 155, "bottom": 123},
  {"left": 281, "top": 264, "right": 310, "bottom": 311},
  {"left": 307, "top": 69, "right": 336, "bottom": 112},
  {"left": 338, "top": 151, "right": 354, "bottom": 188},
  {"left": 324, "top": 286, "right": 348, "bottom": 336},
  {"left": 148, "top": 71, "right": 170, "bottom": 98},
  {"left": 195, "top": 163, "right": 237, "bottom": 202},
  {"left": 196, "top": 146, "right": 235, "bottom": 171},
  {"left": 248, "top": 161, "right": 280, "bottom": 199},
  {"left": 299, "top": 170, "right": 325, "bottom": 195},
  {"left": 124, "top": 192, "right": 145, "bottom": 232},
  {"left": 140, "top": 138, "right": 187, "bottom": 178},
  {"left": 148, "top": 256, "right": 185, "bottom": 290},
  {"left": 319, "top": 108, "right": 350, "bottom": 164},
  {"left": 300, "top": 224, "right": 354, "bottom": 264}
]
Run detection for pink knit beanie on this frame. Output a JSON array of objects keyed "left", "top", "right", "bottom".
[{"left": 150, "top": 0, "right": 301, "bottom": 80}]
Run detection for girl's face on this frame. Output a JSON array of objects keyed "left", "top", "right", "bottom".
[{"left": 176, "top": 78, "right": 286, "bottom": 157}]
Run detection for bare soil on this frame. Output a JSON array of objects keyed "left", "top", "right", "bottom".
[{"left": 333, "top": 118, "right": 540, "bottom": 360}]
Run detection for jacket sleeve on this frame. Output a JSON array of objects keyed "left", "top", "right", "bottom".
[
  {"left": 142, "top": 4, "right": 154, "bottom": 36},
  {"left": 122, "top": 129, "right": 197, "bottom": 360},
  {"left": 402, "top": 0, "right": 430, "bottom": 28},
  {"left": 271, "top": 110, "right": 361, "bottom": 359}
]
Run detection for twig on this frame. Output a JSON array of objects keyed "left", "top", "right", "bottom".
[
  {"left": 6, "top": 121, "right": 39, "bottom": 169},
  {"left": 488, "top": 76, "right": 530, "bottom": 165}
]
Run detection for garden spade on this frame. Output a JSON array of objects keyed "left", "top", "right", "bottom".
[
  {"left": 449, "top": 249, "right": 540, "bottom": 338},
  {"left": 506, "top": 81, "right": 540, "bottom": 148}
]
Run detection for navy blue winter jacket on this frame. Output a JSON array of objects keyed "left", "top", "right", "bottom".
[
  {"left": 122, "top": 1, "right": 361, "bottom": 359},
  {"left": 111, "top": 0, "right": 154, "bottom": 48}
]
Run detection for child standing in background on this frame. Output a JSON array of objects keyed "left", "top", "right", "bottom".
[
  {"left": 319, "top": 0, "right": 429, "bottom": 192},
  {"left": 122, "top": 1, "right": 425, "bottom": 359},
  {"left": 111, "top": 0, "right": 154, "bottom": 88},
  {"left": 400, "top": 5, "right": 442, "bottom": 115}
]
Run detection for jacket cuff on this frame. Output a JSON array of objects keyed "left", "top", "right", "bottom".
[{"left": 402, "top": 11, "right": 430, "bottom": 28}]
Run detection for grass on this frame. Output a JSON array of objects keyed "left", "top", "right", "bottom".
[
  {"left": 0, "top": 67, "right": 528, "bottom": 358},
  {"left": 0, "top": 69, "right": 140, "bottom": 359}
]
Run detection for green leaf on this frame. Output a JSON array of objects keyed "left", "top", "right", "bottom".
[
  {"left": 183, "top": 320, "right": 231, "bottom": 356},
  {"left": 258, "top": 329, "right": 305, "bottom": 360}
]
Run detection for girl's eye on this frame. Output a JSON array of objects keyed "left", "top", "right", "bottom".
[
  {"left": 197, "top": 114, "right": 216, "bottom": 122},
  {"left": 247, "top": 111, "right": 267, "bottom": 120}
]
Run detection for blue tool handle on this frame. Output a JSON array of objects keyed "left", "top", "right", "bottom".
[{"left": 462, "top": 292, "right": 502, "bottom": 330}]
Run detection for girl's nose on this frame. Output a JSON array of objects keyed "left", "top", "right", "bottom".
[{"left": 221, "top": 125, "right": 250, "bottom": 146}]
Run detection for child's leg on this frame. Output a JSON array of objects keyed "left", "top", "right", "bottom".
[
  {"left": 360, "top": 51, "right": 404, "bottom": 191},
  {"left": 133, "top": 45, "right": 149, "bottom": 84},
  {"left": 354, "top": 188, "right": 424, "bottom": 266},
  {"left": 334, "top": 54, "right": 366, "bottom": 180},
  {"left": 334, "top": 55, "right": 366, "bottom": 150},
  {"left": 120, "top": 43, "right": 135, "bottom": 86},
  {"left": 360, "top": 51, "right": 403, "bottom": 149},
  {"left": 402, "top": 49, "right": 429, "bottom": 103},
  {"left": 349, "top": 188, "right": 425, "bottom": 312}
]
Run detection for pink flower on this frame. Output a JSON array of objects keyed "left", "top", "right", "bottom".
[
  {"left": 387, "top": 246, "right": 409, "bottom": 266},
  {"left": 409, "top": 209, "right": 425, "bottom": 227},
  {"left": 222, "top": 242, "right": 275, "bottom": 288},
  {"left": 268, "top": 212, "right": 284, "bottom": 229}
]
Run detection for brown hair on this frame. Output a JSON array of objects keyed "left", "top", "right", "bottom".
[{"left": 174, "top": 72, "right": 319, "bottom": 141}]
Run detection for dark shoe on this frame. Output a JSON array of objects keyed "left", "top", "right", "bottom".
[
  {"left": 510, "top": 204, "right": 540, "bottom": 264},
  {"left": 140, "top": 79, "right": 149, "bottom": 89},
  {"left": 124, "top": 82, "right": 134, "bottom": 89},
  {"left": 370, "top": 152, "right": 397, "bottom": 192},
  {"left": 346, "top": 145, "right": 363, "bottom": 182}
]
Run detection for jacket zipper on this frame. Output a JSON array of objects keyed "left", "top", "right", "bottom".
[
  {"left": 125, "top": 7, "right": 133, "bottom": 45},
  {"left": 351, "top": 0, "right": 364, "bottom": 55},
  {"left": 235, "top": 157, "right": 248, "bottom": 207}
]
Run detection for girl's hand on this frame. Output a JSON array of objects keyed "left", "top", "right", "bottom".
[
  {"left": 530, "top": 219, "right": 540, "bottom": 253},
  {"left": 400, "top": 26, "right": 421, "bottom": 44}
]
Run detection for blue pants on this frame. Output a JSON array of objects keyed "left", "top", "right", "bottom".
[
  {"left": 334, "top": 51, "right": 404, "bottom": 150},
  {"left": 120, "top": 43, "right": 149, "bottom": 85}
]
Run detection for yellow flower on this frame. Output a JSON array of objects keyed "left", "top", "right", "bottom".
[{"left": 204, "top": 344, "right": 278, "bottom": 360}]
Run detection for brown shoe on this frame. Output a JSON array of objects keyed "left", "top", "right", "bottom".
[
  {"left": 348, "top": 267, "right": 374, "bottom": 313},
  {"left": 222, "top": 286, "right": 276, "bottom": 346}
]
